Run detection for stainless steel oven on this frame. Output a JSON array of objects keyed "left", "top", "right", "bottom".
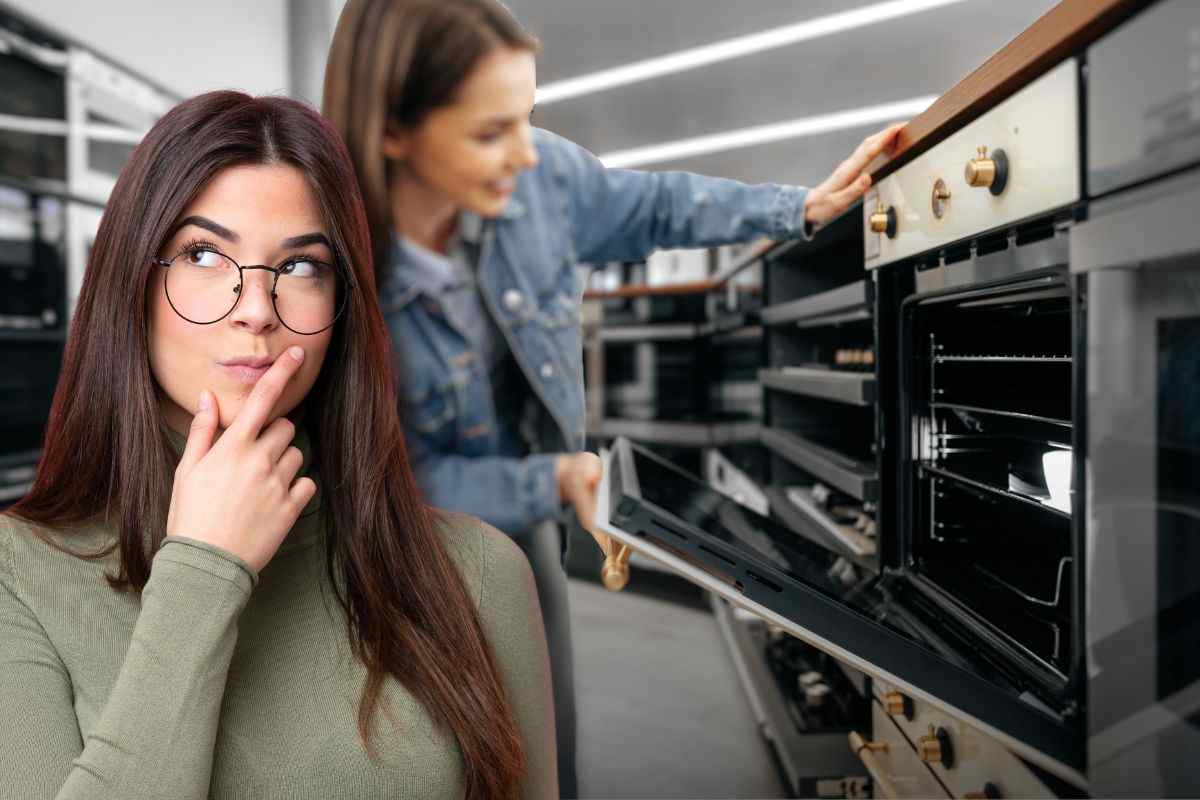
[{"left": 596, "top": 2, "right": 1200, "bottom": 795}]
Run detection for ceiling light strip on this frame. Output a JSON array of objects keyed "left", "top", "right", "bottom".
[
  {"left": 535, "top": 0, "right": 969, "bottom": 106},
  {"left": 598, "top": 96, "right": 937, "bottom": 169}
]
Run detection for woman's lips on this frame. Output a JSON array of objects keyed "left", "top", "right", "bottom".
[
  {"left": 486, "top": 178, "right": 515, "bottom": 198},
  {"left": 218, "top": 357, "right": 274, "bottom": 384}
]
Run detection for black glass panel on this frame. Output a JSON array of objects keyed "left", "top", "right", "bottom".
[{"left": 1156, "top": 315, "right": 1200, "bottom": 699}]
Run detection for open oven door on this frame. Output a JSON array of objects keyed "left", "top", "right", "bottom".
[{"left": 595, "top": 438, "right": 1087, "bottom": 787}]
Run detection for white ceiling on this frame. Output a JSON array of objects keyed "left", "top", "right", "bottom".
[{"left": 507, "top": 0, "right": 1057, "bottom": 185}]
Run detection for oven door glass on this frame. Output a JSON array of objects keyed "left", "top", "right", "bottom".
[{"left": 598, "top": 437, "right": 1086, "bottom": 782}]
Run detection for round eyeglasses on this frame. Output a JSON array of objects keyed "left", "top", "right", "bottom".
[{"left": 153, "top": 247, "right": 348, "bottom": 335}]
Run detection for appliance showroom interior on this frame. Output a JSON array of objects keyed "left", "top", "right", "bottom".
[{"left": 1, "top": 0, "right": 1197, "bottom": 797}]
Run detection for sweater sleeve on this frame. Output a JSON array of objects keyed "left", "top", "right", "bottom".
[
  {"left": 475, "top": 523, "right": 558, "bottom": 800},
  {"left": 0, "top": 528, "right": 257, "bottom": 800}
]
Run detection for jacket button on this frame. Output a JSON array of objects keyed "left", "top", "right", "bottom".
[
  {"left": 502, "top": 289, "right": 523, "bottom": 312},
  {"left": 540, "top": 362, "right": 555, "bottom": 379}
]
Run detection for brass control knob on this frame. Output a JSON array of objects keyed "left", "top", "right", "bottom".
[
  {"left": 964, "top": 146, "right": 1009, "bottom": 195},
  {"left": 601, "top": 541, "right": 633, "bottom": 591},
  {"left": 868, "top": 200, "right": 898, "bottom": 238},
  {"left": 884, "top": 690, "right": 913, "bottom": 720},
  {"left": 918, "top": 725, "right": 955, "bottom": 768},
  {"left": 931, "top": 178, "right": 952, "bottom": 219}
]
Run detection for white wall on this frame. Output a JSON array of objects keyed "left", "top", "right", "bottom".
[{"left": 5, "top": 0, "right": 289, "bottom": 99}]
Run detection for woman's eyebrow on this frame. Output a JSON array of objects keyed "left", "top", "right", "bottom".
[
  {"left": 177, "top": 215, "right": 239, "bottom": 242},
  {"left": 281, "top": 232, "right": 332, "bottom": 249}
]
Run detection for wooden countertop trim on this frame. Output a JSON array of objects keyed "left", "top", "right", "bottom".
[
  {"left": 582, "top": 280, "right": 717, "bottom": 299},
  {"left": 710, "top": 0, "right": 1151, "bottom": 271},
  {"left": 869, "top": 0, "right": 1149, "bottom": 182}
]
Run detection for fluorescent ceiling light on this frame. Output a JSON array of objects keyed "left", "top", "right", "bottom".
[
  {"left": 535, "top": 0, "right": 969, "bottom": 105},
  {"left": 598, "top": 96, "right": 937, "bottom": 169}
]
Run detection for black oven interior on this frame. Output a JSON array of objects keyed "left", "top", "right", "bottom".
[{"left": 904, "top": 275, "right": 1079, "bottom": 698}]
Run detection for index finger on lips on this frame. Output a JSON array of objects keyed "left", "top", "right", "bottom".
[{"left": 230, "top": 346, "right": 305, "bottom": 441}]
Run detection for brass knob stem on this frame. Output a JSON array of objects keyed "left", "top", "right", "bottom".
[
  {"left": 868, "top": 201, "right": 897, "bottom": 237},
  {"left": 918, "top": 725, "right": 955, "bottom": 768},
  {"left": 965, "top": 146, "right": 997, "bottom": 187},
  {"left": 601, "top": 542, "right": 632, "bottom": 591},
  {"left": 884, "top": 690, "right": 912, "bottom": 720},
  {"left": 965, "top": 146, "right": 1009, "bottom": 195},
  {"left": 931, "top": 178, "right": 951, "bottom": 219}
]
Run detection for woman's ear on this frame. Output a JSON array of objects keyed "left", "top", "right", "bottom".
[{"left": 382, "top": 126, "right": 411, "bottom": 162}]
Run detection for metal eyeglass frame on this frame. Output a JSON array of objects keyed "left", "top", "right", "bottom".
[{"left": 152, "top": 251, "right": 350, "bottom": 336}]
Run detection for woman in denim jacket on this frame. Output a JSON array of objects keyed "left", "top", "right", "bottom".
[{"left": 324, "top": 1, "right": 900, "bottom": 794}]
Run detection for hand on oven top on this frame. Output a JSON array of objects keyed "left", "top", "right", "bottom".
[
  {"left": 555, "top": 452, "right": 610, "bottom": 556},
  {"left": 803, "top": 122, "right": 905, "bottom": 231}
]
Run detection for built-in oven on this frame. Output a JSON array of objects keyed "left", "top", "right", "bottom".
[
  {"left": 599, "top": 429, "right": 1086, "bottom": 785},
  {"left": 597, "top": 2, "right": 1200, "bottom": 794},
  {"left": 899, "top": 267, "right": 1081, "bottom": 714},
  {"left": 598, "top": 48, "right": 1093, "bottom": 792}
]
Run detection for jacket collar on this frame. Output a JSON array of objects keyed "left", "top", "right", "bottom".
[{"left": 382, "top": 199, "right": 520, "bottom": 310}]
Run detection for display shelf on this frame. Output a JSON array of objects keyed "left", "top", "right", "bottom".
[
  {"left": 760, "top": 427, "right": 878, "bottom": 502},
  {"left": 759, "top": 367, "right": 876, "bottom": 407}
]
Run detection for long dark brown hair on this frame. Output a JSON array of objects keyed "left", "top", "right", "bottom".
[
  {"left": 11, "top": 92, "right": 525, "bottom": 800},
  {"left": 322, "top": 0, "right": 538, "bottom": 283}
]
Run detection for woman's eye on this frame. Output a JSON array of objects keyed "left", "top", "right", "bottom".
[
  {"left": 281, "top": 259, "right": 322, "bottom": 278},
  {"left": 186, "top": 249, "right": 223, "bottom": 268},
  {"left": 476, "top": 131, "right": 502, "bottom": 144}
]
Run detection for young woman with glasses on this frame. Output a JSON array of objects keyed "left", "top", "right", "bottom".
[
  {"left": 323, "top": 2, "right": 900, "bottom": 794},
  {"left": 1, "top": 92, "right": 555, "bottom": 799}
]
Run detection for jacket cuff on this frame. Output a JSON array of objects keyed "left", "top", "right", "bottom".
[
  {"left": 519, "top": 454, "right": 562, "bottom": 532},
  {"left": 773, "top": 184, "right": 816, "bottom": 242}
]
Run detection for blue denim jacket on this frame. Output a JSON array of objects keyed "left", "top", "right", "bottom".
[{"left": 379, "top": 128, "right": 812, "bottom": 538}]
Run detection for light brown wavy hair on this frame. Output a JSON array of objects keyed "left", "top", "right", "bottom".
[{"left": 322, "top": 0, "right": 539, "bottom": 284}]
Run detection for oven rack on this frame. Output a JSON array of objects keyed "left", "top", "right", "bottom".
[
  {"left": 933, "top": 353, "right": 1071, "bottom": 363},
  {"left": 919, "top": 461, "right": 1072, "bottom": 519},
  {"left": 930, "top": 401, "right": 1073, "bottom": 429}
]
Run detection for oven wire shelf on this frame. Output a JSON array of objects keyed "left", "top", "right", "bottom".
[
  {"left": 933, "top": 354, "right": 1071, "bottom": 363},
  {"left": 919, "top": 461, "right": 1072, "bottom": 519},
  {"left": 930, "top": 401, "right": 1073, "bottom": 428}
]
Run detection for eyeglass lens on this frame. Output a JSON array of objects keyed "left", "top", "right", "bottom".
[{"left": 164, "top": 250, "right": 343, "bottom": 334}]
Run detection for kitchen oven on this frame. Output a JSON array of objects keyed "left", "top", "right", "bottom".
[
  {"left": 596, "top": 1, "right": 1200, "bottom": 795},
  {"left": 600, "top": 46, "right": 1095, "bottom": 794}
]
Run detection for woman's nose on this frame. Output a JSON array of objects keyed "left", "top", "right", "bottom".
[
  {"left": 514, "top": 123, "right": 538, "bottom": 171},
  {"left": 228, "top": 269, "right": 278, "bottom": 333}
]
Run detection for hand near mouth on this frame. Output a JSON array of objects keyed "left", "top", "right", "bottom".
[{"left": 166, "top": 346, "right": 317, "bottom": 572}]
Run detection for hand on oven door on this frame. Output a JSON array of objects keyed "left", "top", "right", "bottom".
[{"left": 557, "top": 451, "right": 632, "bottom": 590}]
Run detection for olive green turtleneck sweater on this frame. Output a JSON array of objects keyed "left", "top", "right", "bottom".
[{"left": 0, "top": 432, "right": 556, "bottom": 799}]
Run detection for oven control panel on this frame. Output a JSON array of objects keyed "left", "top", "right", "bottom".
[
  {"left": 864, "top": 58, "right": 1081, "bottom": 270},
  {"left": 871, "top": 678, "right": 1056, "bottom": 799}
]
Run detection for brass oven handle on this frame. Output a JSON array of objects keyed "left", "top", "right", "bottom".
[
  {"left": 849, "top": 731, "right": 899, "bottom": 799},
  {"left": 601, "top": 541, "right": 633, "bottom": 591}
]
